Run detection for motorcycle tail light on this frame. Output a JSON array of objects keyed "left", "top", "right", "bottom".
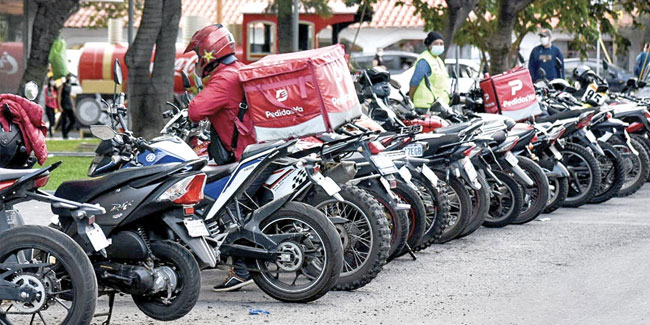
[
  {"left": 34, "top": 175, "right": 50, "bottom": 188},
  {"left": 645, "top": 111, "right": 650, "bottom": 119},
  {"left": 463, "top": 145, "right": 476, "bottom": 157},
  {"left": 0, "top": 180, "right": 15, "bottom": 191},
  {"left": 606, "top": 112, "right": 612, "bottom": 119},
  {"left": 576, "top": 114, "right": 594, "bottom": 129},
  {"left": 368, "top": 141, "right": 386, "bottom": 155},
  {"left": 158, "top": 173, "right": 206, "bottom": 205}
]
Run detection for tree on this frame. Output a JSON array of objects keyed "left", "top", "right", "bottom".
[
  {"left": 18, "top": 0, "right": 80, "bottom": 94},
  {"left": 267, "top": 0, "right": 331, "bottom": 53},
  {"left": 124, "top": 0, "right": 181, "bottom": 139}
]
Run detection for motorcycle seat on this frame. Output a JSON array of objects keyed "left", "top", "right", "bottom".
[
  {"left": 241, "top": 142, "right": 282, "bottom": 160},
  {"left": 434, "top": 122, "right": 472, "bottom": 135},
  {"left": 55, "top": 163, "right": 182, "bottom": 203},
  {"left": 415, "top": 133, "right": 461, "bottom": 155},
  {"left": 0, "top": 168, "right": 36, "bottom": 182},
  {"left": 535, "top": 108, "right": 593, "bottom": 123},
  {"left": 204, "top": 163, "right": 238, "bottom": 182}
]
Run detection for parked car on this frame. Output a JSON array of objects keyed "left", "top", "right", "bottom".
[
  {"left": 564, "top": 58, "right": 634, "bottom": 92},
  {"left": 350, "top": 51, "right": 419, "bottom": 75}
]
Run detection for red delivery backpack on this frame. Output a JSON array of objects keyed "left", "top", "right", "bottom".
[
  {"left": 479, "top": 67, "right": 541, "bottom": 121},
  {"left": 238, "top": 44, "right": 361, "bottom": 142}
]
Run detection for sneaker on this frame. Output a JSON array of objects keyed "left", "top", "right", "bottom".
[{"left": 213, "top": 269, "right": 253, "bottom": 292}]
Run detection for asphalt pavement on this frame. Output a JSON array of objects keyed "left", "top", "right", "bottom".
[{"left": 11, "top": 184, "right": 650, "bottom": 324}]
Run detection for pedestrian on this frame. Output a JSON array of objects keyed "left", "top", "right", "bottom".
[
  {"left": 184, "top": 24, "right": 256, "bottom": 292},
  {"left": 409, "top": 31, "right": 450, "bottom": 111},
  {"left": 58, "top": 73, "right": 76, "bottom": 139},
  {"left": 528, "top": 28, "right": 565, "bottom": 82},
  {"left": 634, "top": 42, "right": 649, "bottom": 80},
  {"left": 44, "top": 76, "right": 59, "bottom": 137},
  {"left": 373, "top": 48, "right": 384, "bottom": 68}
]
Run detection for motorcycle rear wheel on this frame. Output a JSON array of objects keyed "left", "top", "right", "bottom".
[
  {"left": 435, "top": 173, "right": 472, "bottom": 244},
  {"left": 512, "top": 156, "right": 550, "bottom": 224},
  {"left": 252, "top": 202, "right": 343, "bottom": 303},
  {"left": 392, "top": 181, "right": 427, "bottom": 259},
  {"left": 589, "top": 141, "right": 625, "bottom": 203},
  {"left": 457, "top": 173, "right": 490, "bottom": 238},
  {"left": 483, "top": 170, "right": 523, "bottom": 228},
  {"left": 561, "top": 143, "right": 601, "bottom": 208}
]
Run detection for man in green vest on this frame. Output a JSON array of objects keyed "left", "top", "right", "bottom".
[{"left": 409, "top": 31, "right": 450, "bottom": 112}]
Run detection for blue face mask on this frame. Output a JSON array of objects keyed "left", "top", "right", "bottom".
[{"left": 430, "top": 45, "right": 444, "bottom": 56}]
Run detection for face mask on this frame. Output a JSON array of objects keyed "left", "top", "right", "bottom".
[
  {"left": 541, "top": 37, "right": 550, "bottom": 46},
  {"left": 430, "top": 45, "right": 444, "bottom": 56}
]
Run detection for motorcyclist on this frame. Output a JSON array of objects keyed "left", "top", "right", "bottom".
[
  {"left": 409, "top": 31, "right": 450, "bottom": 113},
  {"left": 185, "top": 24, "right": 254, "bottom": 292}
]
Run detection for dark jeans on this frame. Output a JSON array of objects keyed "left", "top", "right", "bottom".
[
  {"left": 60, "top": 108, "right": 75, "bottom": 139},
  {"left": 45, "top": 106, "right": 56, "bottom": 136},
  {"left": 233, "top": 258, "right": 249, "bottom": 278}
]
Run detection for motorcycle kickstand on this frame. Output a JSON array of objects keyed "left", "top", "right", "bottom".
[
  {"left": 405, "top": 243, "right": 417, "bottom": 260},
  {"left": 99, "top": 292, "right": 116, "bottom": 325}
]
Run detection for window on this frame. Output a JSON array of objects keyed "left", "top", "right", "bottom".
[
  {"left": 298, "top": 22, "right": 314, "bottom": 51},
  {"left": 248, "top": 21, "right": 275, "bottom": 55}
]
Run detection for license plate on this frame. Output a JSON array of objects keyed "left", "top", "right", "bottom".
[
  {"left": 398, "top": 166, "right": 412, "bottom": 182},
  {"left": 421, "top": 164, "right": 438, "bottom": 186},
  {"left": 86, "top": 223, "right": 110, "bottom": 251},
  {"left": 585, "top": 130, "right": 597, "bottom": 143},
  {"left": 371, "top": 154, "right": 398, "bottom": 175},
  {"left": 314, "top": 173, "right": 341, "bottom": 196},
  {"left": 184, "top": 218, "right": 209, "bottom": 238},
  {"left": 504, "top": 152, "right": 519, "bottom": 166},
  {"left": 549, "top": 144, "right": 563, "bottom": 160},
  {"left": 462, "top": 157, "right": 478, "bottom": 181},
  {"left": 404, "top": 143, "right": 424, "bottom": 157}
]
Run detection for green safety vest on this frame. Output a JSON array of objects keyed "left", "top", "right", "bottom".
[{"left": 412, "top": 50, "right": 450, "bottom": 109}]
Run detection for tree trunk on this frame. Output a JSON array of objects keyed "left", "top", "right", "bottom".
[
  {"left": 19, "top": 0, "right": 80, "bottom": 95},
  {"left": 488, "top": 0, "right": 535, "bottom": 74},
  {"left": 277, "top": 0, "right": 294, "bottom": 53},
  {"left": 125, "top": 0, "right": 181, "bottom": 139},
  {"left": 443, "top": 0, "right": 479, "bottom": 56}
]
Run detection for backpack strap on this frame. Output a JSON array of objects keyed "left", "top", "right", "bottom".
[{"left": 230, "top": 96, "right": 248, "bottom": 151}]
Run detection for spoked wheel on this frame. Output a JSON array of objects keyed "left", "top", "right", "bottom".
[
  {"left": 589, "top": 141, "right": 625, "bottom": 203},
  {"left": 362, "top": 184, "right": 409, "bottom": 259},
  {"left": 436, "top": 173, "right": 472, "bottom": 244},
  {"left": 411, "top": 175, "right": 450, "bottom": 251},
  {"left": 457, "top": 174, "right": 490, "bottom": 238},
  {"left": 561, "top": 143, "right": 601, "bottom": 207},
  {"left": 312, "top": 186, "right": 390, "bottom": 291},
  {"left": 483, "top": 170, "right": 523, "bottom": 228},
  {"left": 0, "top": 226, "right": 97, "bottom": 325},
  {"left": 252, "top": 202, "right": 343, "bottom": 303},
  {"left": 611, "top": 137, "right": 650, "bottom": 197}
]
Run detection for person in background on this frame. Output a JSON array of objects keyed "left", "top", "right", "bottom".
[
  {"left": 634, "top": 42, "right": 649, "bottom": 79},
  {"left": 58, "top": 73, "right": 76, "bottom": 139},
  {"left": 409, "top": 31, "right": 450, "bottom": 111},
  {"left": 528, "top": 28, "right": 565, "bottom": 82},
  {"left": 373, "top": 47, "right": 384, "bottom": 68},
  {"left": 44, "top": 76, "right": 59, "bottom": 137}
]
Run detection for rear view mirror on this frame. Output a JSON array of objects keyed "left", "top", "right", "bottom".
[
  {"left": 181, "top": 71, "right": 191, "bottom": 89},
  {"left": 193, "top": 73, "right": 203, "bottom": 90},
  {"left": 113, "top": 59, "right": 122, "bottom": 85},
  {"left": 602, "top": 59, "right": 609, "bottom": 71},
  {"left": 389, "top": 79, "right": 401, "bottom": 89},
  {"left": 24, "top": 81, "right": 38, "bottom": 101},
  {"left": 627, "top": 78, "right": 638, "bottom": 87},
  {"left": 90, "top": 125, "right": 117, "bottom": 140}
]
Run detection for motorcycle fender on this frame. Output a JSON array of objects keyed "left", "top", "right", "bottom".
[
  {"left": 163, "top": 215, "right": 217, "bottom": 268},
  {"left": 247, "top": 193, "right": 293, "bottom": 231},
  {"left": 547, "top": 161, "right": 570, "bottom": 179}
]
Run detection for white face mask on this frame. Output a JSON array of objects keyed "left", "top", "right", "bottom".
[
  {"left": 430, "top": 45, "right": 444, "bottom": 56},
  {"left": 541, "top": 36, "right": 551, "bottom": 46}
]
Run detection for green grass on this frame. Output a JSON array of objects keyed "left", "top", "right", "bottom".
[
  {"left": 36, "top": 157, "right": 92, "bottom": 191},
  {"left": 46, "top": 139, "right": 100, "bottom": 152}
]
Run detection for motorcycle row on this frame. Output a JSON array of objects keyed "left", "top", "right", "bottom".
[{"left": 1, "top": 58, "right": 650, "bottom": 325}]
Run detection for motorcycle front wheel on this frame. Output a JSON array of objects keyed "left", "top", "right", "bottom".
[{"left": 252, "top": 202, "right": 343, "bottom": 303}]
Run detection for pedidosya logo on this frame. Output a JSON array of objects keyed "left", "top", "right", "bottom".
[
  {"left": 276, "top": 89, "right": 288, "bottom": 102},
  {"left": 265, "top": 106, "right": 304, "bottom": 118},
  {"left": 502, "top": 94, "right": 536, "bottom": 108}
]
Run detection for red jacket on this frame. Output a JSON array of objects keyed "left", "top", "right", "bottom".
[
  {"left": 188, "top": 61, "right": 256, "bottom": 161},
  {"left": 0, "top": 94, "right": 48, "bottom": 165}
]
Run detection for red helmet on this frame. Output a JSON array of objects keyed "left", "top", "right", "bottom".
[{"left": 184, "top": 24, "right": 235, "bottom": 77}]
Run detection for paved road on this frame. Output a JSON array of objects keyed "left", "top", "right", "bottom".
[{"left": 10, "top": 185, "right": 650, "bottom": 324}]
